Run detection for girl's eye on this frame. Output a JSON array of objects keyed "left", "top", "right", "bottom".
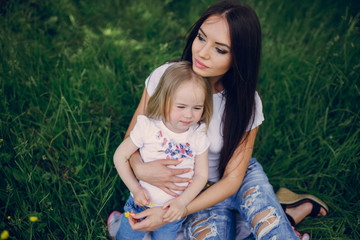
[
  {"left": 194, "top": 107, "right": 203, "bottom": 110},
  {"left": 177, "top": 106, "right": 185, "bottom": 109},
  {"left": 216, "top": 47, "right": 228, "bottom": 54}
]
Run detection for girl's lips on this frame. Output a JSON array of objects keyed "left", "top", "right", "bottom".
[
  {"left": 181, "top": 121, "right": 192, "bottom": 125},
  {"left": 194, "top": 58, "right": 208, "bottom": 69}
]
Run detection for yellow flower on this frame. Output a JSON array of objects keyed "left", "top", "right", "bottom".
[
  {"left": 1, "top": 230, "right": 9, "bottom": 240},
  {"left": 29, "top": 216, "right": 38, "bottom": 222},
  {"left": 7, "top": 216, "right": 10, "bottom": 220},
  {"left": 150, "top": 202, "right": 154, "bottom": 206},
  {"left": 124, "top": 212, "right": 130, "bottom": 217}
]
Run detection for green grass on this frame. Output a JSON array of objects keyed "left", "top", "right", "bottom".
[{"left": 1, "top": 0, "right": 359, "bottom": 239}]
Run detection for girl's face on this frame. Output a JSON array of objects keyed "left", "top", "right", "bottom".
[
  {"left": 192, "top": 15, "right": 232, "bottom": 87},
  {"left": 164, "top": 81, "right": 205, "bottom": 133}
]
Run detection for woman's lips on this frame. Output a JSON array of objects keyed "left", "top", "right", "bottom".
[{"left": 194, "top": 58, "right": 208, "bottom": 69}]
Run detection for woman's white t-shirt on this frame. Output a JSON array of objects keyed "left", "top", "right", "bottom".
[{"left": 145, "top": 62, "right": 264, "bottom": 182}]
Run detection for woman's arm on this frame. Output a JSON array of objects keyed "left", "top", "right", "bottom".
[
  {"left": 185, "top": 127, "right": 259, "bottom": 215},
  {"left": 124, "top": 88, "right": 148, "bottom": 138},
  {"left": 127, "top": 88, "right": 192, "bottom": 196},
  {"left": 129, "top": 127, "right": 259, "bottom": 231}
]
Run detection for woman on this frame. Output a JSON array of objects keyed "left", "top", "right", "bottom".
[{"left": 109, "top": 0, "right": 328, "bottom": 239}]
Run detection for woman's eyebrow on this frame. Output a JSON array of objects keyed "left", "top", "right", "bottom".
[{"left": 199, "top": 28, "right": 231, "bottom": 49}]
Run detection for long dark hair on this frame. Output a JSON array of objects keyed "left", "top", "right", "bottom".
[{"left": 181, "top": 0, "right": 262, "bottom": 178}]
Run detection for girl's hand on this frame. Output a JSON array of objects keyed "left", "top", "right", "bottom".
[
  {"left": 133, "top": 158, "right": 192, "bottom": 197},
  {"left": 162, "top": 198, "right": 186, "bottom": 223},
  {"left": 132, "top": 187, "right": 150, "bottom": 207},
  {"left": 128, "top": 207, "right": 167, "bottom": 231}
]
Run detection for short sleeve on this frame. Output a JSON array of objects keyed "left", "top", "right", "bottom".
[
  {"left": 145, "top": 62, "right": 174, "bottom": 97},
  {"left": 191, "top": 123, "right": 210, "bottom": 155},
  {"left": 246, "top": 91, "right": 265, "bottom": 131},
  {"left": 129, "top": 115, "right": 150, "bottom": 148}
]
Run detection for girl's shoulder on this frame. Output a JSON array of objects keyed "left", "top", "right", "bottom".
[
  {"left": 135, "top": 115, "right": 159, "bottom": 126},
  {"left": 136, "top": 115, "right": 166, "bottom": 131},
  {"left": 189, "top": 122, "right": 210, "bottom": 154},
  {"left": 132, "top": 115, "right": 163, "bottom": 141},
  {"left": 134, "top": 115, "right": 154, "bottom": 130},
  {"left": 189, "top": 122, "right": 207, "bottom": 137}
]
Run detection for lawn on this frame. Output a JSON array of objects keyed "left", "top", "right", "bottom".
[{"left": 1, "top": 0, "right": 359, "bottom": 239}]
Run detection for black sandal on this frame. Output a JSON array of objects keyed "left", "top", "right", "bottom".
[{"left": 276, "top": 187, "right": 329, "bottom": 225}]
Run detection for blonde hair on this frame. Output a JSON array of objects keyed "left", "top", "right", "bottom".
[{"left": 146, "top": 61, "right": 212, "bottom": 129}]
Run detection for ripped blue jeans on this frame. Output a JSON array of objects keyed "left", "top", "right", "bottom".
[{"left": 184, "top": 158, "right": 300, "bottom": 240}]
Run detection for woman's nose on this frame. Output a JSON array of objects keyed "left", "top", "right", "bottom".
[{"left": 198, "top": 44, "right": 210, "bottom": 59}]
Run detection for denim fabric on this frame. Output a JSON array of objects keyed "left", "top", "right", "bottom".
[
  {"left": 116, "top": 195, "right": 184, "bottom": 240},
  {"left": 183, "top": 158, "right": 300, "bottom": 240}
]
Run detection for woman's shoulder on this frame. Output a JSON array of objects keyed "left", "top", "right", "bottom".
[
  {"left": 145, "top": 62, "right": 175, "bottom": 96},
  {"left": 247, "top": 91, "right": 264, "bottom": 131},
  {"left": 254, "top": 91, "right": 263, "bottom": 112},
  {"left": 146, "top": 62, "right": 175, "bottom": 83},
  {"left": 153, "top": 62, "right": 175, "bottom": 74}
]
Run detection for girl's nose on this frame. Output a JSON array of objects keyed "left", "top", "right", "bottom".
[{"left": 184, "top": 108, "right": 193, "bottom": 118}]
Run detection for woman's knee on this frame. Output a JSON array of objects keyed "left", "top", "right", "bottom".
[
  {"left": 187, "top": 215, "right": 218, "bottom": 239},
  {"left": 251, "top": 207, "right": 280, "bottom": 239}
]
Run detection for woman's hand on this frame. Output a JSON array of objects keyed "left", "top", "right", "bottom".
[
  {"left": 132, "top": 156, "right": 192, "bottom": 197},
  {"left": 128, "top": 207, "right": 168, "bottom": 231}
]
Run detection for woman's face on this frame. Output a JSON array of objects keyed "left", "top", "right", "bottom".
[{"left": 192, "top": 15, "right": 232, "bottom": 85}]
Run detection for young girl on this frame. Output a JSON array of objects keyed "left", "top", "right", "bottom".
[{"left": 112, "top": 61, "right": 212, "bottom": 240}]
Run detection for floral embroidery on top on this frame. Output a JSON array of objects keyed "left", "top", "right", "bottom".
[
  {"left": 156, "top": 130, "right": 163, "bottom": 139},
  {"left": 157, "top": 131, "right": 193, "bottom": 159}
]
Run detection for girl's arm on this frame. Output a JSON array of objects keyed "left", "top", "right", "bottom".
[
  {"left": 162, "top": 150, "right": 209, "bottom": 222},
  {"left": 184, "top": 127, "right": 259, "bottom": 215},
  {"left": 128, "top": 88, "right": 192, "bottom": 196},
  {"left": 113, "top": 137, "right": 149, "bottom": 206}
]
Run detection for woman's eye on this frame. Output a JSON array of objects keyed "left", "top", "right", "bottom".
[
  {"left": 216, "top": 47, "right": 228, "bottom": 54},
  {"left": 197, "top": 33, "right": 205, "bottom": 41}
]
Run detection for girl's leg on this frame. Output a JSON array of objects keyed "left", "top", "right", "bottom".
[
  {"left": 116, "top": 196, "right": 147, "bottom": 240},
  {"left": 230, "top": 158, "right": 300, "bottom": 240},
  {"left": 183, "top": 206, "right": 236, "bottom": 239}
]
